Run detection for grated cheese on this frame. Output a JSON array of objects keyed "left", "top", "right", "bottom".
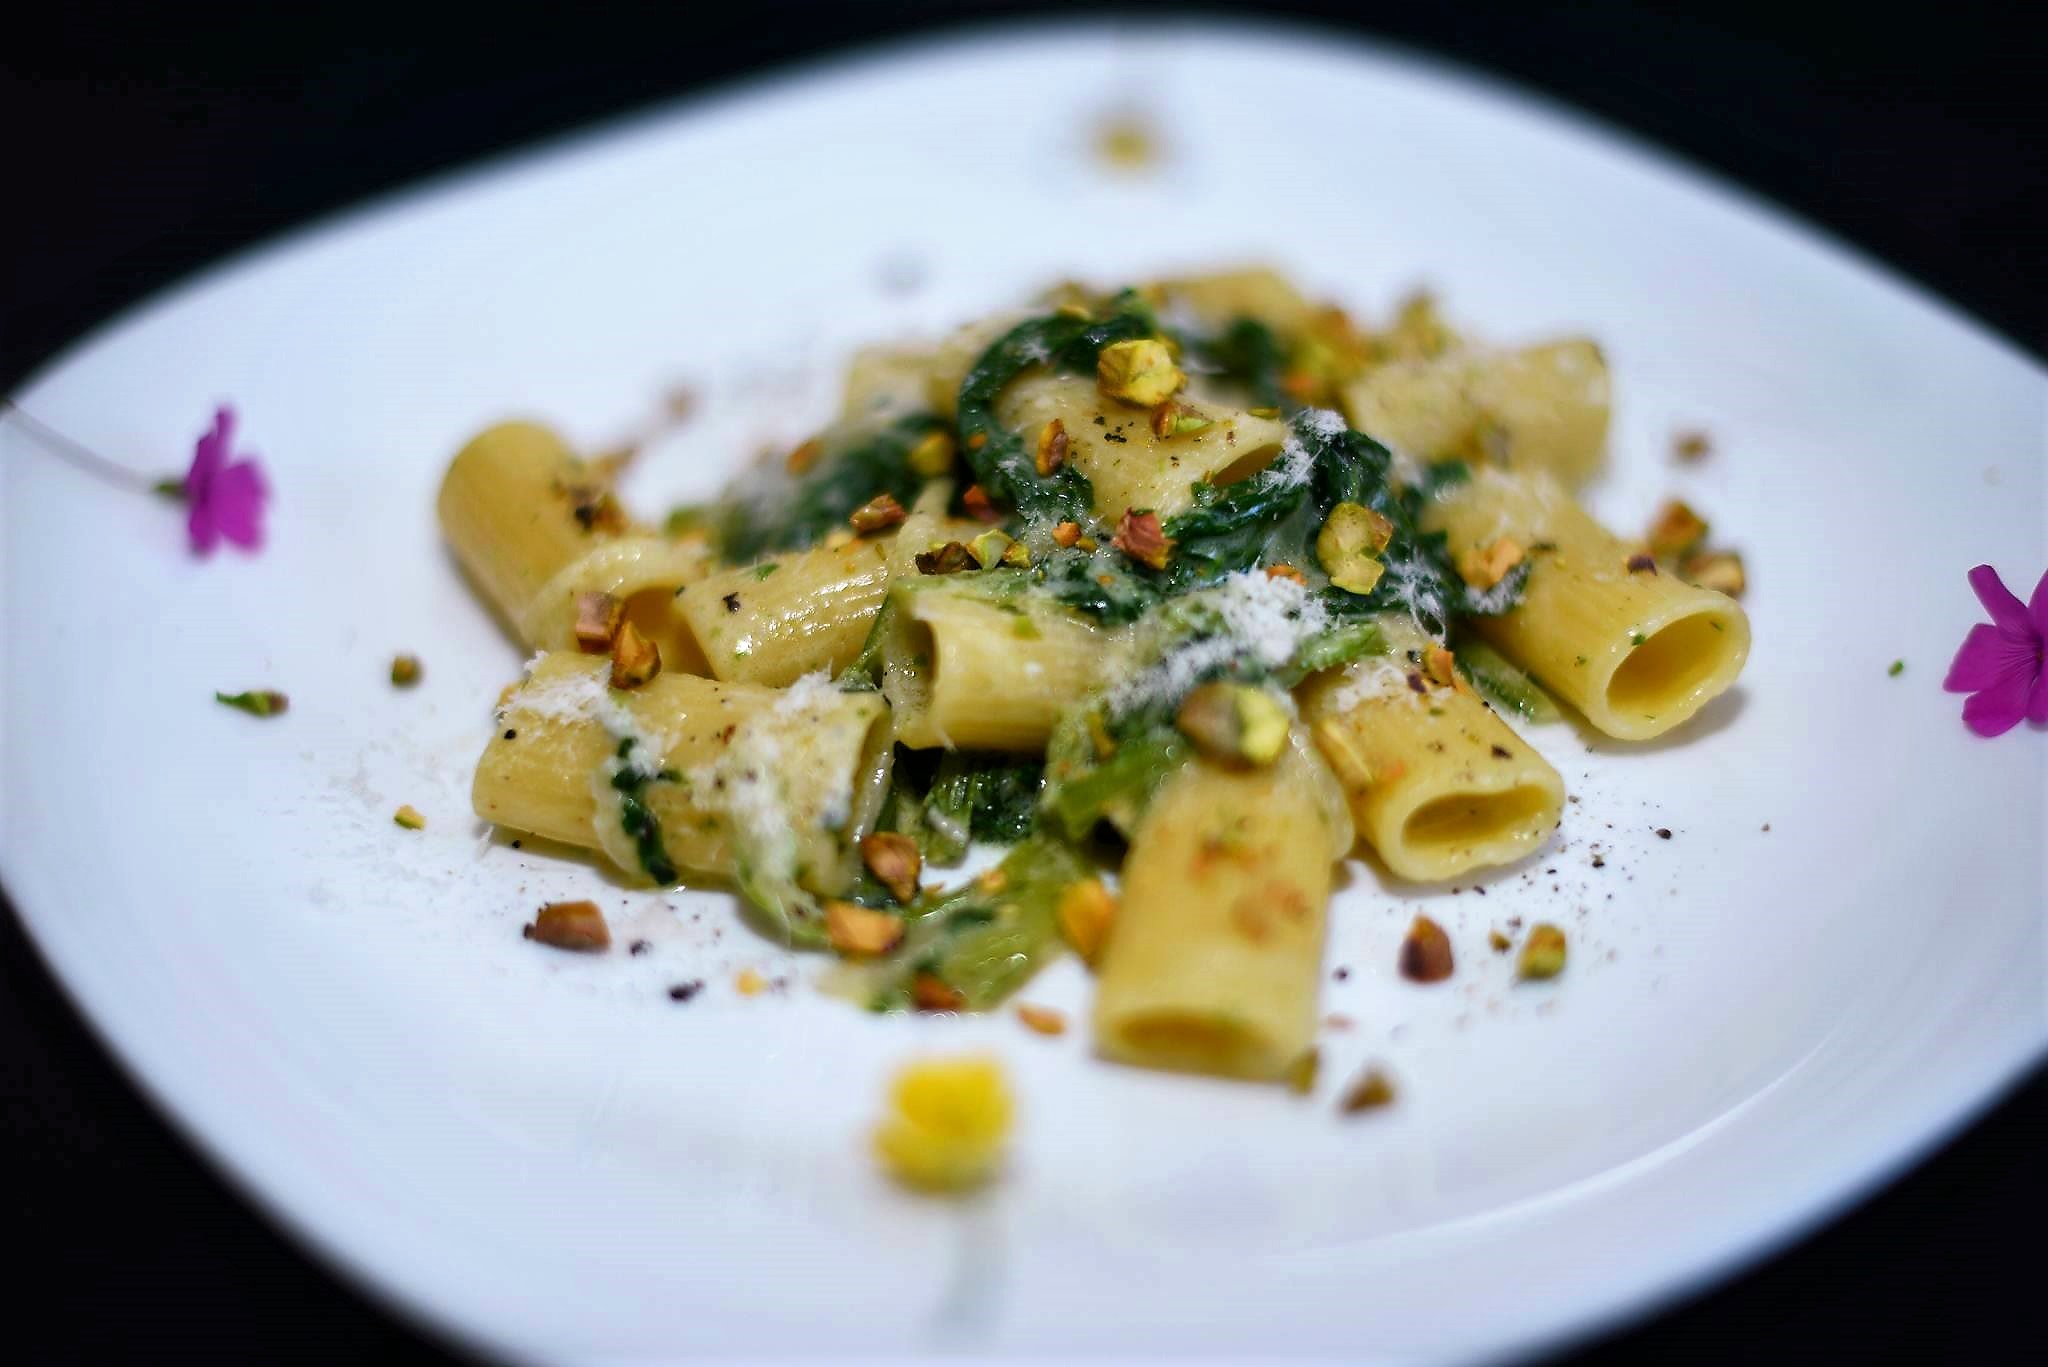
[{"left": 1107, "top": 570, "right": 1328, "bottom": 718}]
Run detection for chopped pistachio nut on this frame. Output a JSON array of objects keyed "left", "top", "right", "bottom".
[
  {"left": 1035, "top": 418, "right": 1070, "bottom": 476},
  {"left": 1398, "top": 915, "right": 1454, "bottom": 983},
  {"left": 215, "top": 689, "right": 288, "bottom": 717},
  {"left": 1264, "top": 563, "right": 1308, "bottom": 585},
  {"left": 907, "top": 429, "right": 956, "bottom": 477},
  {"left": 393, "top": 804, "right": 426, "bottom": 831},
  {"left": 914, "top": 540, "right": 977, "bottom": 575},
  {"left": 1095, "top": 338, "right": 1185, "bottom": 407},
  {"left": 1149, "top": 400, "right": 1214, "bottom": 439},
  {"left": 1339, "top": 1066, "right": 1397, "bottom": 1114},
  {"left": 1518, "top": 923, "right": 1567, "bottom": 980},
  {"left": 1112, "top": 509, "right": 1174, "bottom": 570},
  {"left": 523, "top": 900, "right": 611, "bottom": 952},
  {"left": 1673, "top": 429, "right": 1713, "bottom": 462},
  {"left": 784, "top": 437, "right": 824, "bottom": 474},
  {"left": 1286, "top": 1047, "right": 1320, "bottom": 1096},
  {"left": 967, "top": 528, "right": 1016, "bottom": 568},
  {"left": 1175, "top": 682, "right": 1291, "bottom": 767},
  {"left": 1456, "top": 536, "right": 1526, "bottom": 590},
  {"left": 999, "top": 539, "right": 1032, "bottom": 568},
  {"left": 849, "top": 492, "right": 908, "bottom": 534},
  {"left": 563, "top": 483, "right": 628, "bottom": 534},
  {"left": 860, "top": 832, "right": 922, "bottom": 903},
  {"left": 873, "top": 1056, "right": 1013, "bottom": 1193},
  {"left": 825, "top": 900, "right": 906, "bottom": 957},
  {"left": 1050, "top": 521, "right": 1083, "bottom": 549},
  {"left": 912, "top": 972, "right": 966, "bottom": 1012},
  {"left": 1646, "top": 499, "right": 1710, "bottom": 559},
  {"left": 1015, "top": 1004, "right": 1067, "bottom": 1036},
  {"left": 389, "top": 654, "right": 423, "bottom": 687},
  {"left": 1488, "top": 928, "right": 1512, "bottom": 953},
  {"left": 1317, "top": 501, "right": 1392, "bottom": 595},
  {"left": 1682, "top": 549, "right": 1747, "bottom": 597},
  {"left": 609, "top": 621, "right": 662, "bottom": 689},
  {"left": 1888, "top": 659, "right": 1905, "bottom": 677},
  {"left": 1057, "top": 879, "right": 1116, "bottom": 964},
  {"left": 961, "top": 484, "right": 1002, "bottom": 523},
  {"left": 1421, "top": 644, "right": 1464, "bottom": 691},
  {"left": 574, "top": 590, "right": 624, "bottom": 653}
]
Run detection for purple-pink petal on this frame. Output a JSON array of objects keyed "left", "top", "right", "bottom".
[
  {"left": 2030, "top": 671, "right": 2048, "bottom": 726},
  {"left": 1966, "top": 564, "right": 2031, "bottom": 636},
  {"left": 1961, "top": 666, "right": 2037, "bottom": 737},
  {"left": 209, "top": 461, "right": 267, "bottom": 549},
  {"left": 186, "top": 498, "right": 219, "bottom": 553},
  {"left": 2029, "top": 567, "right": 2048, "bottom": 638},
  {"left": 186, "top": 406, "right": 232, "bottom": 494},
  {"left": 1943, "top": 623, "right": 2024, "bottom": 693}
]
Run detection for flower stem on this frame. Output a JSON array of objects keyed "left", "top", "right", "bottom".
[{"left": 1, "top": 399, "right": 168, "bottom": 495}]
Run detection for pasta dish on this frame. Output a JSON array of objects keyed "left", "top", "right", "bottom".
[{"left": 437, "top": 268, "right": 1749, "bottom": 1084}]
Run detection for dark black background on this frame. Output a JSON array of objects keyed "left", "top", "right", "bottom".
[{"left": 2, "top": 2, "right": 2042, "bottom": 1362}]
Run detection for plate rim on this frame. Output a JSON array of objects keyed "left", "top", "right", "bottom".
[{"left": 3, "top": 16, "right": 2045, "bottom": 1366}]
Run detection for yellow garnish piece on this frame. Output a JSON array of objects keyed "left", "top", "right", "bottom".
[
  {"left": 393, "top": 804, "right": 426, "bottom": 831},
  {"left": 873, "top": 1055, "right": 1014, "bottom": 1193},
  {"left": 736, "top": 968, "right": 767, "bottom": 996}
]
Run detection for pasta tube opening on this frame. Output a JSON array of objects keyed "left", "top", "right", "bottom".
[
  {"left": 1603, "top": 607, "right": 1746, "bottom": 722},
  {"left": 1402, "top": 786, "right": 1559, "bottom": 863}
]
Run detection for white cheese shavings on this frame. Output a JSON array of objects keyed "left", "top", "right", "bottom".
[
  {"left": 1320, "top": 657, "right": 1422, "bottom": 715},
  {"left": 1107, "top": 570, "right": 1328, "bottom": 718},
  {"left": 1269, "top": 436, "right": 1316, "bottom": 490},
  {"left": 773, "top": 668, "right": 841, "bottom": 718},
  {"left": 1302, "top": 406, "right": 1349, "bottom": 438},
  {"left": 511, "top": 654, "right": 674, "bottom": 776}
]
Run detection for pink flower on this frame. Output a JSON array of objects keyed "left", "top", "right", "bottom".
[
  {"left": 177, "top": 406, "right": 268, "bottom": 554},
  {"left": 1943, "top": 564, "right": 2048, "bottom": 737}
]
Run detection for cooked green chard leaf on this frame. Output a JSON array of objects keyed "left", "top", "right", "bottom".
[
  {"left": 1042, "top": 725, "right": 1190, "bottom": 841},
  {"left": 716, "top": 412, "right": 946, "bottom": 562},
  {"left": 1284, "top": 618, "right": 1387, "bottom": 683},
  {"left": 1040, "top": 547, "right": 1163, "bottom": 624},
  {"left": 954, "top": 298, "right": 1158, "bottom": 525},
  {"left": 1157, "top": 455, "right": 1317, "bottom": 591},
  {"left": 862, "top": 838, "right": 1092, "bottom": 1011},
  {"left": 610, "top": 739, "right": 681, "bottom": 885},
  {"left": 939, "top": 753, "right": 1047, "bottom": 842},
  {"left": 1456, "top": 639, "right": 1563, "bottom": 723},
  {"left": 1187, "top": 316, "right": 1290, "bottom": 410}
]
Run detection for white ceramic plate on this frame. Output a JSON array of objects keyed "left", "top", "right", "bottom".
[{"left": 3, "top": 19, "right": 2043, "bottom": 1366}]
